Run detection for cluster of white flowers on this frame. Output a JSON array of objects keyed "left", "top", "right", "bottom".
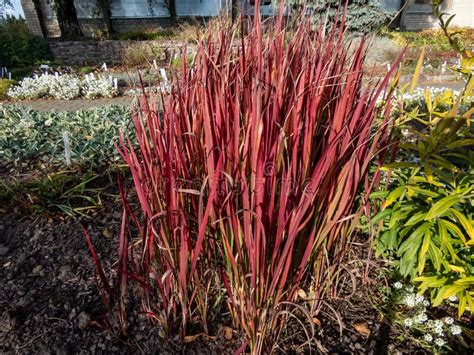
[
  {"left": 428, "top": 319, "right": 445, "bottom": 336},
  {"left": 400, "top": 86, "right": 474, "bottom": 114},
  {"left": 414, "top": 312, "right": 428, "bottom": 324},
  {"left": 393, "top": 281, "right": 403, "bottom": 289},
  {"left": 81, "top": 74, "right": 117, "bottom": 99},
  {"left": 125, "top": 83, "right": 171, "bottom": 97},
  {"left": 8, "top": 73, "right": 117, "bottom": 101},
  {"left": 401, "top": 86, "right": 457, "bottom": 104},
  {"left": 403, "top": 293, "right": 425, "bottom": 308},
  {"left": 50, "top": 74, "right": 82, "bottom": 100},
  {"left": 450, "top": 325, "right": 462, "bottom": 335},
  {"left": 393, "top": 281, "right": 464, "bottom": 349}
]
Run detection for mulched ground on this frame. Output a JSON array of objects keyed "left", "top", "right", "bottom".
[{"left": 0, "top": 200, "right": 472, "bottom": 354}]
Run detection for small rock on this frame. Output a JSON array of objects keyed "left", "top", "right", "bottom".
[
  {"left": 0, "top": 312, "right": 15, "bottom": 333},
  {"left": 58, "top": 266, "right": 72, "bottom": 282},
  {"left": 69, "top": 308, "right": 76, "bottom": 320},
  {"left": 0, "top": 245, "right": 8, "bottom": 256},
  {"left": 77, "top": 311, "right": 90, "bottom": 330},
  {"left": 32, "top": 265, "right": 43, "bottom": 274}
]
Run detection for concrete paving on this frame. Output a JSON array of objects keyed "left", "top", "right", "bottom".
[
  {"left": 1, "top": 96, "right": 134, "bottom": 112},
  {"left": 0, "top": 79, "right": 465, "bottom": 114}
]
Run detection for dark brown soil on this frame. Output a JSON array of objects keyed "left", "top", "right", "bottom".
[
  {"left": 0, "top": 204, "right": 472, "bottom": 354},
  {"left": 0, "top": 206, "right": 233, "bottom": 354}
]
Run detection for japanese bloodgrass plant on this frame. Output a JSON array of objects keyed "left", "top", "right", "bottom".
[{"left": 87, "top": 5, "right": 402, "bottom": 352}]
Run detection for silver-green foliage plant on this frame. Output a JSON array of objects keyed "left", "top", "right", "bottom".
[{"left": 0, "top": 104, "right": 132, "bottom": 166}]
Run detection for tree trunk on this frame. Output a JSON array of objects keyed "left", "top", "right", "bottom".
[
  {"left": 32, "top": 0, "right": 48, "bottom": 37},
  {"left": 167, "top": 0, "right": 177, "bottom": 21},
  {"left": 98, "top": 0, "right": 113, "bottom": 37},
  {"left": 231, "top": 0, "right": 239, "bottom": 23},
  {"left": 55, "top": 0, "right": 83, "bottom": 39}
]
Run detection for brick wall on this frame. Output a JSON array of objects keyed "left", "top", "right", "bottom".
[{"left": 48, "top": 40, "right": 191, "bottom": 66}]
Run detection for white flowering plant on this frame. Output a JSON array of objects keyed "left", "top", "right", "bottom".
[
  {"left": 389, "top": 281, "right": 465, "bottom": 352},
  {"left": 81, "top": 74, "right": 117, "bottom": 99},
  {"left": 7, "top": 73, "right": 117, "bottom": 101}
]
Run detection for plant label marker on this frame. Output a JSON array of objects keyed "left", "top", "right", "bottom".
[
  {"left": 159, "top": 68, "right": 168, "bottom": 84},
  {"left": 8, "top": 72, "right": 11, "bottom": 80},
  {"left": 55, "top": 72, "right": 59, "bottom": 78},
  {"left": 114, "top": 78, "right": 118, "bottom": 89},
  {"left": 153, "top": 59, "right": 158, "bottom": 69},
  {"left": 63, "top": 131, "right": 72, "bottom": 166},
  {"left": 40, "top": 64, "right": 48, "bottom": 70},
  {"left": 101, "top": 63, "right": 108, "bottom": 71}
]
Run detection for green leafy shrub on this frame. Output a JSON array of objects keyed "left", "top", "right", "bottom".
[
  {"left": 0, "top": 17, "right": 52, "bottom": 67},
  {"left": 372, "top": 3, "right": 474, "bottom": 317},
  {"left": 0, "top": 105, "right": 132, "bottom": 166},
  {"left": 0, "top": 169, "right": 105, "bottom": 218},
  {"left": 0, "top": 79, "right": 15, "bottom": 99},
  {"left": 78, "top": 66, "right": 95, "bottom": 75},
  {"left": 383, "top": 28, "right": 474, "bottom": 52},
  {"left": 373, "top": 87, "right": 474, "bottom": 317}
]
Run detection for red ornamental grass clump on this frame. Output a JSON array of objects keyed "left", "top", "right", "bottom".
[{"left": 86, "top": 4, "right": 402, "bottom": 353}]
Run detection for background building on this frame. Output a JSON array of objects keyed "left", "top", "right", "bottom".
[{"left": 15, "top": 0, "right": 474, "bottom": 38}]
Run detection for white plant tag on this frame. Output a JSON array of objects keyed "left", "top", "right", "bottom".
[
  {"left": 159, "top": 68, "right": 168, "bottom": 83},
  {"left": 63, "top": 131, "right": 72, "bottom": 166}
]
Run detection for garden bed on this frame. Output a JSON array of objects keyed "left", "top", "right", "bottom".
[
  {"left": 2, "top": 205, "right": 462, "bottom": 353},
  {"left": 1, "top": 6, "right": 473, "bottom": 354}
]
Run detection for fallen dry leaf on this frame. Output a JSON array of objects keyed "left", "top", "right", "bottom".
[
  {"left": 102, "top": 227, "right": 112, "bottom": 239},
  {"left": 222, "top": 326, "right": 233, "bottom": 340},
  {"left": 352, "top": 322, "right": 371, "bottom": 337},
  {"left": 297, "top": 288, "right": 308, "bottom": 299},
  {"left": 183, "top": 334, "right": 199, "bottom": 343}
]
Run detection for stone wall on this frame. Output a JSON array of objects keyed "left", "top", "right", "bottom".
[{"left": 48, "top": 40, "right": 191, "bottom": 66}]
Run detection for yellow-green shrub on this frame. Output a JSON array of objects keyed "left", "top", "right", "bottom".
[
  {"left": 0, "top": 79, "right": 15, "bottom": 99},
  {"left": 373, "top": 2, "right": 474, "bottom": 318},
  {"left": 373, "top": 83, "right": 474, "bottom": 318}
]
